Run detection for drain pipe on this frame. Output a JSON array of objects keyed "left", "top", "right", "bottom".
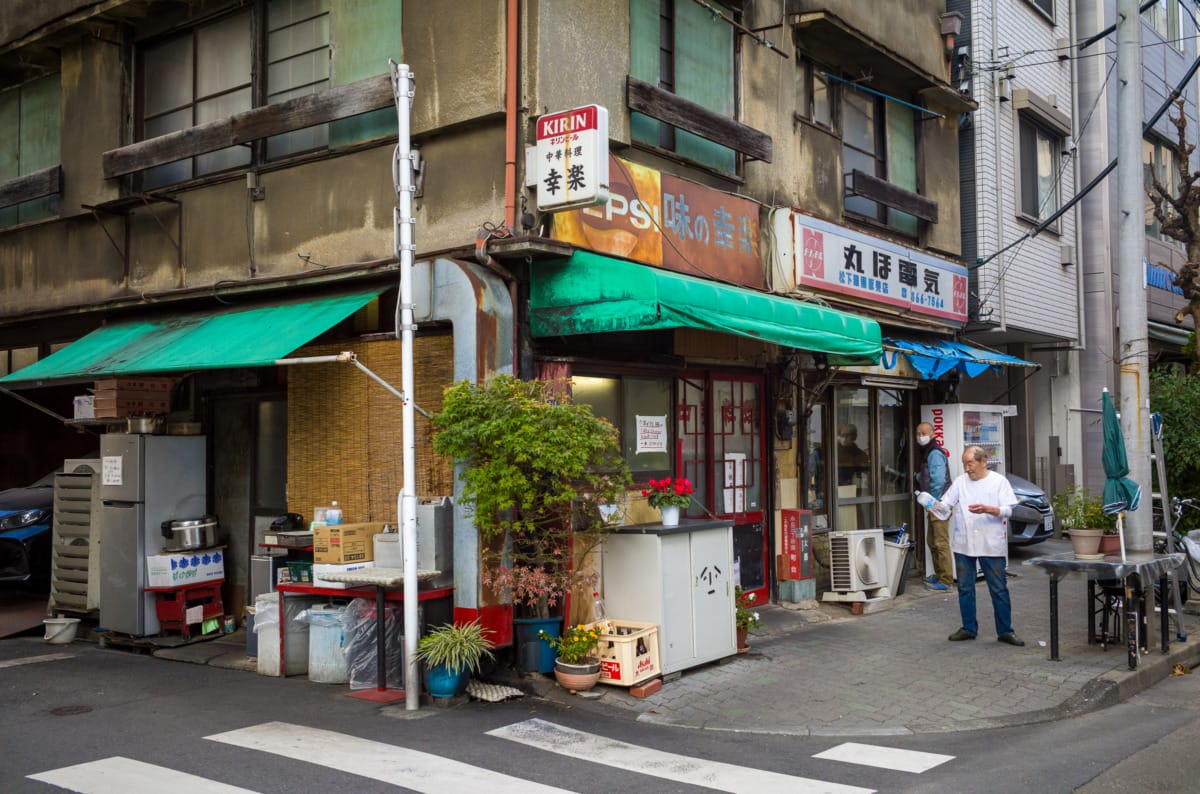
[{"left": 504, "top": 0, "right": 520, "bottom": 231}]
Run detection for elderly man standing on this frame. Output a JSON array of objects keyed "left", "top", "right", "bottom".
[{"left": 931, "top": 445, "right": 1024, "bottom": 647}]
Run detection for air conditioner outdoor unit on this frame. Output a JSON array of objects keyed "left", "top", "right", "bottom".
[{"left": 828, "top": 528, "right": 887, "bottom": 594}]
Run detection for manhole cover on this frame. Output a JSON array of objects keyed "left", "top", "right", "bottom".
[{"left": 49, "top": 705, "right": 92, "bottom": 716}]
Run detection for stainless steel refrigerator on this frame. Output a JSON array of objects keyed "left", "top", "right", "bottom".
[{"left": 99, "top": 433, "right": 207, "bottom": 635}]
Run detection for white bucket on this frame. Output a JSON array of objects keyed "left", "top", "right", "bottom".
[{"left": 43, "top": 617, "right": 81, "bottom": 645}]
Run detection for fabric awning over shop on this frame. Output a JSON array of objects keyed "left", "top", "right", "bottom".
[
  {"left": 883, "top": 337, "right": 1039, "bottom": 380},
  {"left": 530, "top": 251, "right": 882, "bottom": 365},
  {"left": 0, "top": 289, "right": 382, "bottom": 387}
]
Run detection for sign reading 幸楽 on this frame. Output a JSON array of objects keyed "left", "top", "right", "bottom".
[{"left": 535, "top": 105, "right": 609, "bottom": 212}]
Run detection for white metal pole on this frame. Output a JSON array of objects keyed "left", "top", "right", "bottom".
[
  {"left": 391, "top": 60, "right": 420, "bottom": 711},
  {"left": 1115, "top": 0, "right": 1152, "bottom": 551}
]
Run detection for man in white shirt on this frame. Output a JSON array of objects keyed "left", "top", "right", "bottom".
[{"left": 932, "top": 445, "right": 1024, "bottom": 646}]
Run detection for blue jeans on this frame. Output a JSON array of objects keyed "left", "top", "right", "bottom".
[{"left": 954, "top": 553, "right": 1014, "bottom": 637}]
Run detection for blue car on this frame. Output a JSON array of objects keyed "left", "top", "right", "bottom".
[{"left": 0, "top": 471, "right": 54, "bottom": 586}]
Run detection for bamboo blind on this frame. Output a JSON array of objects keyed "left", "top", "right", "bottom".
[{"left": 287, "top": 334, "right": 455, "bottom": 525}]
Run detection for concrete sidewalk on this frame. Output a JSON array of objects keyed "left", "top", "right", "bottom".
[
  {"left": 541, "top": 539, "right": 1200, "bottom": 736},
  {"left": 150, "top": 538, "right": 1200, "bottom": 737}
]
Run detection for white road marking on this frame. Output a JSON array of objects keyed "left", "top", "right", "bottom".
[
  {"left": 813, "top": 742, "right": 954, "bottom": 773},
  {"left": 206, "top": 721, "right": 570, "bottom": 793},
  {"left": 28, "top": 756, "right": 257, "bottom": 793},
  {"left": 0, "top": 652, "right": 75, "bottom": 668},
  {"left": 487, "top": 718, "right": 875, "bottom": 794}
]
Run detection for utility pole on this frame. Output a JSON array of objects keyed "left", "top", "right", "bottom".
[
  {"left": 390, "top": 60, "right": 421, "bottom": 711},
  {"left": 1116, "top": 0, "right": 1152, "bottom": 550}
]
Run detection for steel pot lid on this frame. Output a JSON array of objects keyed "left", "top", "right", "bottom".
[{"left": 161, "top": 515, "right": 219, "bottom": 531}]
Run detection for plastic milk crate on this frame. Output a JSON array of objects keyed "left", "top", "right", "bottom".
[{"left": 587, "top": 620, "right": 661, "bottom": 686}]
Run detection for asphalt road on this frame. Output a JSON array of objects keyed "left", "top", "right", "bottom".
[{"left": 3, "top": 633, "right": 1199, "bottom": 793}]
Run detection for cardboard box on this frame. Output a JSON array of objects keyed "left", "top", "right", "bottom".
[
  {"left": 93, "top": 377, "right": 176, "bottom": 393},
  {"left": 146, "top": 547, "right": 225, "bottom": 588},
  {"left": 92, "top": 394, "right": 171, "bottom": 418},
  {"left": 262, "top": 530, "right": 313, "bottom": 548},
  {"left": 312, "top": 561, "right": 375, "bottom": 589},
  {"left": 313, "top": 522, "right": 387, "bottom": 564},
  {"left": 73, "top": 395, "right": 95, "bottom": 420}
]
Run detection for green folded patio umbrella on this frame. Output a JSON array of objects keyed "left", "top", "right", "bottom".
[{"left": 1101, "top": 389, "right": 1142, "bottom": 561}]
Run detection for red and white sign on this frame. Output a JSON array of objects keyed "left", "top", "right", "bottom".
[
  {"left": 536, "top": 104, "right": 609, "bottom": 212},
  {"left": 780, "top": 509, "right": 813, "bottom": 581},
  {"left": 772, "top": 210, "right": 969, "bottom": 326}
]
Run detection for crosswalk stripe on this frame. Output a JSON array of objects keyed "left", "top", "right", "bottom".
[
  {"left": 0, "top": 653, "right": 75, "bottom": 669},
  {"left": 205, "top": 721, "right": 570, "bottom": 793},
  {"left": 27, "top": 756, "right": 257, "bottom": 793},
  {"left": 813, "top": 742, "right": 954, "bottom": 773},
  {"left": 487, "top": 718, "right": 875, "bottom": 794}
]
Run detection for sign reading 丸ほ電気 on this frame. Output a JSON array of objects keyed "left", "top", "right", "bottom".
[
  {"left": 771, "top": 210, "right": 968, "bottom": 326},
  {"left": 536, "top": 105, "right": 609, "bottom": 212}
]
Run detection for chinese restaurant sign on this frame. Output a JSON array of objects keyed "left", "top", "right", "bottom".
[
  {"left": 536, "top": 105, "right": 609, "bottom": 211},
  {"left": 771, "top": 210, "right": 968, "bottom": 326},
  {"left": 553, "top": 156, "right": 763, "bottom": 289}
]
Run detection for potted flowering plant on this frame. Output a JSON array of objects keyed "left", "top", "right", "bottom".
[
  {"left": 540, "top": 623, "right": 603, "bottom": 693},
  {"left": 642, "top": 477, "right": 693, "bottom": 525},
  {"left": 734, "top": 585, "right": 760, "bottom": 653}
]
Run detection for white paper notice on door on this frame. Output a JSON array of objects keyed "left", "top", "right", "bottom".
[
  {"left": 102, "top": 455, "right": 123, "bottom": 487},
  {"left": 636, "top": 415, "right": 668, "bottom": 454},
  {"left": 722, "top": 452, "right": 746, "bottom": 513}
]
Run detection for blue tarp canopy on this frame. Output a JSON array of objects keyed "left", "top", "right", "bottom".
[{"left": 883, "top": 337, "right": 1040, "bottom": 380}]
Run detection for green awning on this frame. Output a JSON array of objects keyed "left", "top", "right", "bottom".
[
  {"left": 529, "top": 251, "right": 881, "bottom": 365},
  {"left": 1, "top": 289, "right": 381, "bottom": 387}
]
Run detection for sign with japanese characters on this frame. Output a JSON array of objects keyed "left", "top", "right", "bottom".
[
  {"left": 635, "top": 415, "right": 668, "bottom": 454},
  {"left": 535, "top": 105, "right": 609, "bottom": 211},
  {"left": 553, "top": 156, "right": 763, "bottom": 289},
  {"left": 780, "top": 509, "right": 813, "bottom": 581},
  {"left": 771, "top": 210, "right": 968, "bottom": 326}
]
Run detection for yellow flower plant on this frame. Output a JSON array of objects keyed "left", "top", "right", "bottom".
[{"left": 540, "top": 623, "right": 602, "bottom": 665}]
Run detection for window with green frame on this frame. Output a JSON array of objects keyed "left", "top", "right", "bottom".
[
  {"left": 0, "top": 74, "right": 60, "bottom": 227},
  {"left": 841, "top": 83, "right": 919, "bottom": 237},
  {"left": 630, "top": 0, "right": 737, "bottom": 173}
]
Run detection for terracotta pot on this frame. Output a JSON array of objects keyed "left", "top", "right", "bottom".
[
  {"left": 553, "top": 658, "right": 601, "bottom": 693},
  {"left": 1098, "top": 532, "right": 1122, "bottom": 555},
  {"left": 1067, "top": 527, "right": 1103, "bottom": 558},
  {"left": 736, "top": 626, "right": 749, "bottom": 653}
]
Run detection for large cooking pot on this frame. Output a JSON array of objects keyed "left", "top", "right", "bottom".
[{"left": 161, "top": 515, "right": 220, "bottom": 551}]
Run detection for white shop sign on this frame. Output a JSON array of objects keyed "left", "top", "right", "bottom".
[
  {"left": 771, "top": 210, "right": 969, "bottom": 326},
  {"left": 536, "top": 104, "right": 609, "bottom": 212}
]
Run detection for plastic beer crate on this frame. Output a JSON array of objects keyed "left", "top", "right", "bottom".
[{"left": 587, "top": 620, "right": 661, "bottom": 686}]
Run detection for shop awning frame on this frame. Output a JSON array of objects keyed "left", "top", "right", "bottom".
[
  {"left": 883, "top": 336, "right": 1039, "bottom": 380},
  {"left": 530, "top": 251, "right": 882, "bottom": 365},
  {"left": 0, "top": 289, "right": 382, "bottom": 388}
]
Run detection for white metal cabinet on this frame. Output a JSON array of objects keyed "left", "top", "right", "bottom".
[{"left": 602, "top": 519, "right": 735, "bottom": 675}]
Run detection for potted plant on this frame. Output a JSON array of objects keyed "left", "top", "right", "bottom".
[
  {"left": 734, "top": 586, "right": 761, "bottom": 653},
  {"left": 540, "top": 623, "right": 603, "bottom": 693},
  {"left": 1052, "top": 487, "right": 1118, "bottom": 558},
  {"left": 642, "top": 477, "right": 694, "bottom": 526},
  {"left": 414, "top": 620, "right": 495, "bottom": 698},
  {"left": 431, "top": 375, "right": 632, "bottom": 673}
]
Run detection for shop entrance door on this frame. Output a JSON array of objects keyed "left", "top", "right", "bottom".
[{"left": 677, "top": 373, "right": 767, "bottom": 603}]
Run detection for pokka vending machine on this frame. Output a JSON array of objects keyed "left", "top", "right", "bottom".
[
  {"left": 921, "top": 403, "right": 1014, "bottom": 478},
  {"left": 919, "top": 403, "right": 1016, "bottom": 574}
]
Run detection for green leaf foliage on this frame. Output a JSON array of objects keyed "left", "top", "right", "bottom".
[
  {"left": 415, "top": 620, "right": 494, "bottom": 675},
  {"left": 1151, "top": 368, "right": 1200, "bottom": 532},
  {"left": 1051, "top": 487, "right": 1117, "bottom": 532}
]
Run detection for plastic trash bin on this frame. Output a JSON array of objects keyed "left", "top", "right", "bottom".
[
  {"left": 306, "top": 604, "right": 349, "bottom": 684},
  {"left": 884, "top": 540, "right": 912, "bottom": 597}
]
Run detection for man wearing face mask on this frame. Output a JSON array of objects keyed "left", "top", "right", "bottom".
[
  {"left": 915, "top": 421, "right": 953, "bottom": 591},
  {"left": 836, "top": 423, "right": 869, "bottom": 487}
]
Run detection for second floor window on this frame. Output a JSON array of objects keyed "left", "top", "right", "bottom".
[
  {"left": 630, "top": 0, "right": 737, "bottom": 174},
  {"left": 841, "top": 84, "right": 919, "bottom": 237},
  {"left": 1147, "top": 0, "right": 1182, "bottom": 49},
  {"left": 1018, "top": 115, "right": 1060, "bottom": 222},
  {"left": 1145, "top": 136, "right": 1181, "bottom": 243},
  {"left": 0, "top": 73, "right": 61, "bottom": 226}
]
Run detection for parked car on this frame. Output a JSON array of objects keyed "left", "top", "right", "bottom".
[
  {"left": 1006, "top": 472, "right": 1054, "bottom": 546},
  {"left": 0, "top": 470, "right": 55, "bottom": 587}
]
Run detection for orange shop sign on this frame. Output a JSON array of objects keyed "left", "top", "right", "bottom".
[{"left": 552, "top": 156, "right": 763, "bottom": 289}]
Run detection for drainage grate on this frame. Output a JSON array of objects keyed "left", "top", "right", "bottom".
[{"left": 49, "top": 705, "right": 92, "bottom": 717}]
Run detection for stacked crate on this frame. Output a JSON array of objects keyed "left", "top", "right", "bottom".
[{"left": 91, "top": 377, "right": 175, "bottom": 418}]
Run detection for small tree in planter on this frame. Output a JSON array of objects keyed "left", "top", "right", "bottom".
[{"left": 431, "top": 375, "right": 632, "bottom": 622}]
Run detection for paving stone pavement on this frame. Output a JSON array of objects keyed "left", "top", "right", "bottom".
[{"left": 546, "top": 539, "right": 1200, "bottom": 736}]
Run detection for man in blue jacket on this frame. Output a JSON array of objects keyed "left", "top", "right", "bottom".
[{"left": 915, "top": 421, "right": 952, "bottom": 591}]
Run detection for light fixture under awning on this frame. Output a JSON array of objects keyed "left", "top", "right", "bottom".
[
  {"left": 0, "top": 289, "right": 382, "bottom": 387},
  {"left": 530, "top": 251, "right": 882, "bottom": 366},
  {"left": 883, "top": 337, "right": 1039, "bottom": 380}
]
